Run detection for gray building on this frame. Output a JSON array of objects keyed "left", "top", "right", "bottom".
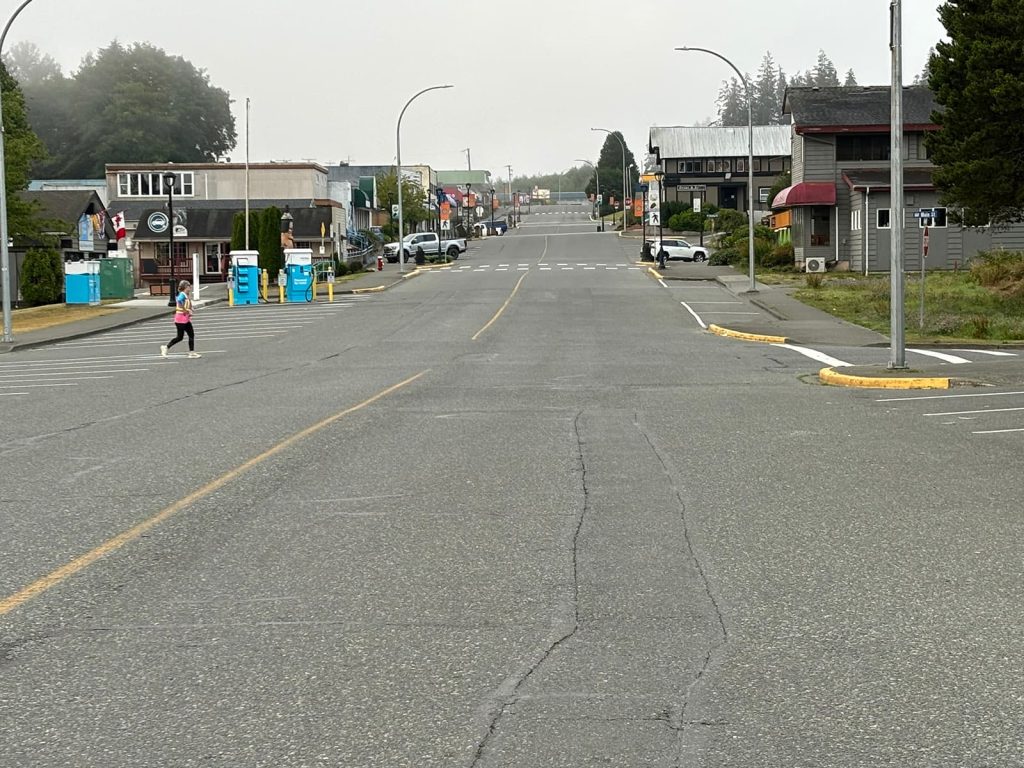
[{"left": 773, "top": 85, "right": 1024, "bottom": 272}]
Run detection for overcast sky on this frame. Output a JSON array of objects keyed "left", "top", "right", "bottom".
[{"left": 9, "top": 0, "right": 945, "bottom": 181}]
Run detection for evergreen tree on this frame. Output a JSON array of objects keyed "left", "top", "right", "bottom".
[
  {"left": 812, "top": 50, "right": 840, "bottom": 86},
  {"left": 717, "top": 77, "right": 749, "bottom": 126},
  {"left": 776, "top": 69, "right": 789, "bottom": 121},
  {"left": 585, "top": 132, "right": 638, "bottom": 215},
  {"left": 19, "top": 247, "right": 62, "bottom": 306},
  {"left": 753, "top": 53, "right": 780, "bottom": 124},
  {"left": 844, "top": 68, "right": 858, "bottom": 87},
  {"left": 0, "top": 63, "right": 46, "bottom": 244},
  {"left": 258, "top": 207, "right": 283, "bottom": 275},
  {"left": 927, "top": 1, "right": 1024, "bottom": 224}
]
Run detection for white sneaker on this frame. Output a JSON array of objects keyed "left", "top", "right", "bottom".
[
  {"left": 160, "top": 345, "right": 168, "bottom": 358},
  {"left": 188, "top": 352, "right": 202, "bottom": 359}
]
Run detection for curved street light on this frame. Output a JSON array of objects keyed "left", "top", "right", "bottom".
[
  {"left": 396, "top": 84, "right": 453, "bottom": 272},
  {"left": 676, "top": 46, "right": 756, "bottom": 292},
  {"left": 0, "top": 0, "right": 38, "bottom": 342},
  {"left": 591, "top": 128, "right": 628, "bottom": 228},
  {"left": 576, "top": 159, "right": 603, "bottom": 231}
]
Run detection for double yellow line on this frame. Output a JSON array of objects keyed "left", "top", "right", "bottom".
[{"left": 0, "top": 371, "right": 429, "bottom": 617}]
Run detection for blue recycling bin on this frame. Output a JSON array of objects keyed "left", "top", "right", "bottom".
[
  {"left": 65, "top": 259, "right": 100, "bottom": 305},
  {"left": 284, "top": 249, "right": 313, "bottom": 303},
  {"left": 230, "top": 251, "right": 260, "bottom": 305}
]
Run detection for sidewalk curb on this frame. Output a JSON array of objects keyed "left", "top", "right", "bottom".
[
  {"left": 819, "top": 366, "right": 951, "bottom": 390},
  {"left": 709, "top": 324, "right": 789, "bottom": 345}
]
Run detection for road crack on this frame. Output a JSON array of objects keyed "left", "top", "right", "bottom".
[
  {"left": 469, "top": 409, "right": 587, "bottom": 766},
  {"left": 631, "top": 414, "right": 729, "bottom": 761}
]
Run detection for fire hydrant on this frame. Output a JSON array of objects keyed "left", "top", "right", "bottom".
[{"left": 376, "top": 254, "right": 384, "bottom": 271}]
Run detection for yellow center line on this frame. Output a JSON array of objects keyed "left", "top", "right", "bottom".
[
  {"left": 0, "top": 370, "right": 430, "bottom": 617},
  {"left": 471, "top": 236, "right": 548, "bottom": 342}
]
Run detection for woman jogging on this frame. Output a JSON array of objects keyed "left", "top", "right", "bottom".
[{"left": 160, "top": 280, "right": 201, "bottom": 358}]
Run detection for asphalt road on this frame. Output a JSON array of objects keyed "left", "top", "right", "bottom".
[{"left": 2, "top": 205, "right": 1021, "bottom": 767}]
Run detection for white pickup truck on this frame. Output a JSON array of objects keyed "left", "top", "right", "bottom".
[{"left": 384, "top": 232, "right": 468, "bottom": 263}]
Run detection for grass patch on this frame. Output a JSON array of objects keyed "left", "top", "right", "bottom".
[
  {"left": 794, "top": 271, "right": 1024, "bottom": 341},
  {"left": 12, "top": 303, "right": 125, "bottom": 334}
]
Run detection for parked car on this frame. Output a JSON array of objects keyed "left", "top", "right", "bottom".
[
  {"left": 383, "top": 232, "right": 467, "bottom": 262},
  {"left": 646, "top": 238, "right": 709, "bottom": 262},
  {"left": 476, "top": 220, "right": 508, "bottom": 236}
]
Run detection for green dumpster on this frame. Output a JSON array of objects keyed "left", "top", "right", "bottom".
[{"left": 99, "top": 257, "right": 134, "bottom": 300}]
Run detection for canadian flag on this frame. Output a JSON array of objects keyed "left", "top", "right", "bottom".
[{"left": 112, "top": 211, "right": 126, "bottom": 241}]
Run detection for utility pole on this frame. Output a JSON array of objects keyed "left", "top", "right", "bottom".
[
  {"left": 889, "top": 0, "right": 907, "bottom": 369},
  {"left": 463, "top": 148, "right": 471, "bottom": 171},
  {"left": 505, "top": 165, "right": 513, "bottom": 212}
]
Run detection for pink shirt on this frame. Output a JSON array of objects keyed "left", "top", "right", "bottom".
[{"left": 174, "top": 291, "right": 192, "bottom": 324}]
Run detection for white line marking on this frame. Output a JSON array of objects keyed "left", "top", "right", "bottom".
[
  {"left": 700, "top": 311, "right": 762, "bottom": 315},
  {"left": 907, "top": 348, "right": 972, "bottom": 364},
  {"left": 950, "top": 349, "right": 1018, "bottom": 357},
  {"left": 771, "top": 343, "right": 852, "bottom": 368},
  {"left": 877, "top": 390, "right": 1024, "bottom": 402},
  {"left": 0, "top": 369, "right": 147, "bottom": 379},
  {"left": 925, "top": 406, "right": 1024, "bottom": 417},
  {"left": 686, "top": 301, "right": 743, "bottom": 305},
  {"left": 0, "top": 392, "right": 28, "bottom": 396},
  {"left": 539, "top": 267, "right": 551, "bottom": 271},
  {"left": 658, "top": 279, "right": 668, "bottom": 288},
  {"left": 680, "top": 301, "right": 707, "bottom": 329},
  {"left": 973, "top": 427, "right": 1024, "bottom": 435},
  {"left": 0, "top": 382, "right": 77, "bottom": 388}
]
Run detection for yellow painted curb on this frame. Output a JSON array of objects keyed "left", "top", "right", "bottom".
[
  {"left": 708, "top": 324, "right": 789, "bottom": 345},
  {"left": 352, "top": 285, "right": 387, "bottom": 294},
  {"left": 819, "top": 367, "right": 951, "bottom": 390}
]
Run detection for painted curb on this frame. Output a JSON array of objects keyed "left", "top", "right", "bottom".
[
  {"left": 708, "top": 324, "right": 789, "bottom": 345},
  {"left": 819, "top": 366, "right": 951, "bottom": 390}
]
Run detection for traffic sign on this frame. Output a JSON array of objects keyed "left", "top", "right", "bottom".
[
  {"left": 391, "top": 204, "right": 399, "bottom": 217},
  {"left": 648, "top": 211, "right": 661, "bottom": 226},
  {"left": 441, "top": 219, "right": 451, "bottom": 231}
]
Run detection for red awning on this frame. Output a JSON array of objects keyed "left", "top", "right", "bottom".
[{"left": 771, "top": 182, "right": 837, "bottom": 209}]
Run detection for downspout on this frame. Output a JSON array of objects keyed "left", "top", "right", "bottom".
[{"left": 864, "top": 186, "right": 871, "bottom": 275}]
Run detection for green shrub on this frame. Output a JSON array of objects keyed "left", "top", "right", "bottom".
[
  {"left": 334, "top": 260, "right": 349, "bottom": 276},
  {"left": 713, "top": 208, "right": 747, "bottom": 233},
  {"left": 762, "top": 243, "right": 795, "bottom": 269},
  {"left": 20, "top": 248, "right": 63, "bottom": 306},
  {"left": 805, "top": 273, "right": 825, "bottom": 289},
  {"left": 970, "top": 249, "right": 1024, "bottom": 295}
]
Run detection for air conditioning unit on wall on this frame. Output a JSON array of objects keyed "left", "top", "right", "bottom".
[{"left": 805, "top": 257, "right": 826, "bottom": 273}]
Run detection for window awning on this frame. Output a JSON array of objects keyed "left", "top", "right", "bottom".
[{"left": 771, "top": 182, "right": 837, "bottom": 209}]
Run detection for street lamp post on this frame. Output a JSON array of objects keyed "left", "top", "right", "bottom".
[
  {"left": 676, "top": 46, "right": 756, "bottom": 292},
  {"left": 654, "top": 170, "right": 666, "bottom": 268},
  {"left": 576, "top": 159, "right": 602, "bottom": 231},
  {"left": 591, "top": 128, "right": 628, "bottom": 230},
  {"left": 0, "top": 0, "right": 38, "bottom": 342},
  {"left": 489, "top": 187, "right": 495, "bottom": 232},
  {"left": 640, "top": 183, "right": 651, "bottom": 260},
  {"left": 396, "top": 84, "right": 453, "bottom": 273},
  {"left": 163, "top": 171, "right": 178, "bottom": 307}
]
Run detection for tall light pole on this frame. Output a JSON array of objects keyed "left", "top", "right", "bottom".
[
  {"left": 396, "top": 84, "right": 453, "bottom": 273},
  {"left": 576, "top": 159, "right": 602, "bottom": 231},
  {"left": 676, "top": 46, "right": 756, "bottom": 292},
  {"left": 0, "top": 0, "right": 37, "bottom": 343},
  {"left": 889, "top": 0, "right": 907, "bottom": 369},
  {"left": 591, "top": 128, "right": 628, "bottom": 229},
  {"left": 505, "top": 164, "right": 513, "bottom": 218},
  {"left": 163, "top": 172, "right": 178, "bottom": 306}
]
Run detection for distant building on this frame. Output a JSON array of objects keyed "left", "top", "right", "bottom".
[{"left": 647, "top": 125, "right": 791, "bottom": 214}]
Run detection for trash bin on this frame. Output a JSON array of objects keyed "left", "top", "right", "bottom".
[{"left": 99, "top": 257, "right": 134, "bottom": 300}]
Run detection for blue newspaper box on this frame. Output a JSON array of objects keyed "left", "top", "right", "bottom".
[
  {"left": 284, "top": 249, "right": 313, "bottom": 303},
  {"left": 230, "top": 251, "right": 260, "bottom": 305},
  {"left": 65, "top": 258, "right": 100, "bottom": 305}
]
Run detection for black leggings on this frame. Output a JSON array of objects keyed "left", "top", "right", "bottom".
[{"left": 167, "top": 322, "right": 194, "bottom": 352}]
